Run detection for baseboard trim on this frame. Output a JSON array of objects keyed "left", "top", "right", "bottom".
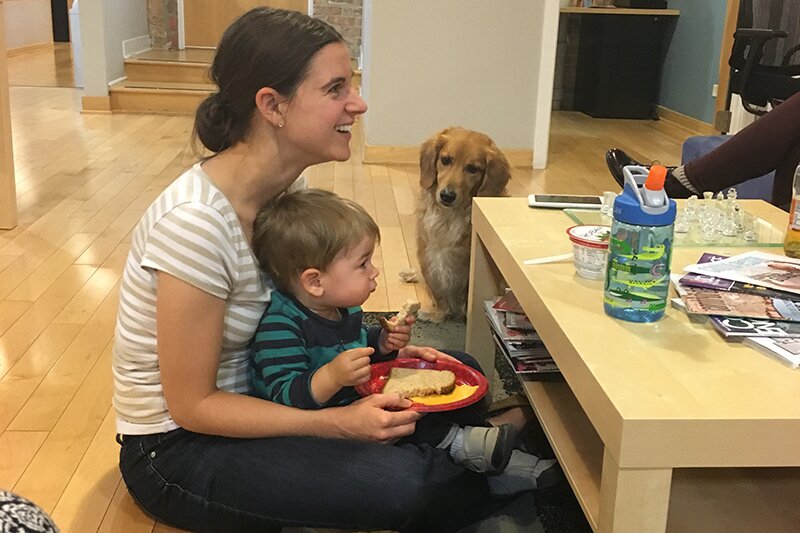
[
  {"left": 7, "top": 42, "right": 53, "bottom": 57},
  {"left": 657, "top": 106, "right": 718, "bottom": 136},
  {"left": 363, "top": 144, "right": 533, "bottom": 168},
  {"left": 81, "top": 96, "right": 112, "bottom": 114}
]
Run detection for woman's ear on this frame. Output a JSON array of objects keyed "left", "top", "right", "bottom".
[
  {"left": 478, "top": 147, "right": 511, "bottom": 197},
  {"left": 298, "top": 268, "right": 324, "bottom": 297},
  {"left": 254, "top": 87, "right": 287, "bottom": 128},
  {"left": 419, "top": 129, "right": 449, "bottom": 190}
]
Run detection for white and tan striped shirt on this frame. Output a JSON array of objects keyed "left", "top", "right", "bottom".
[{"left": 113, "top": 164, "right": 272, "bottom": 435}]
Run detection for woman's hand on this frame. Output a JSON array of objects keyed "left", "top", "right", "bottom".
[
  {"left": 334, "top": 394, "right": 423, "bottom": 443},
  {"left": 397, "top": 345, "right": 461, "bottom": 364},
  {"left": 378, "top": 315, "right": 413, "bottom": 354}
]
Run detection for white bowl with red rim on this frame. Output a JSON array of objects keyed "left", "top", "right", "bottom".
[{"left": 566, "top": 224, "right": 611, "bottom": 280}]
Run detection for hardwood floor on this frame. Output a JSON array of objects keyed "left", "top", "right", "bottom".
[
  {"left": 1, "top": 47, "right": 693, "bottom": 532},
  {"left": 7, "top": 43, "right": 76, "bottom": 88}
]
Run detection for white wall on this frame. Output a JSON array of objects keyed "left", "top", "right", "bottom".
[
  {"left": 4, "top": 0, "right": 52, "bottom": 49},
  {"left": 361, "top": 0, "right": 558, "bottom": 168},
  {"left": 79, "top": 0, "right": 148, "bottom": 97},
  {"left": 103, "top": 0, "right": 148, "bottom": 82}
]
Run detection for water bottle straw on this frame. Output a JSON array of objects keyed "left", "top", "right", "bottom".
[{"left": 642, "top": 165, "right": 667, "bottom": 208}]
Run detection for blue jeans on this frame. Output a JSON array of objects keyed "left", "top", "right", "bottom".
[{"left": 118, "top": 351, "right": 503, "bottom": 532}]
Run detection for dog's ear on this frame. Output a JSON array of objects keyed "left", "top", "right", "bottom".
[
  {"left": 419, "top": 129, "right": 449, "bottom": 189},
  {"left": 478, "top": 147, "right": 511, "bottom": 196}
]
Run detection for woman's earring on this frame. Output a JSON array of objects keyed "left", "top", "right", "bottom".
[{"left": 278, "top": 121, "right": 285, "bottom": 128}]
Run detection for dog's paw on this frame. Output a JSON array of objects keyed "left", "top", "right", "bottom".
[
  {"left": 417, "top": 307, "right": 445, "bottom": 323},
  {"left": 398, "top": 268, "right": 419, "bottom": 283}
]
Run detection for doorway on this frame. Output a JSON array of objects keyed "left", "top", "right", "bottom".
[{"left": 51, "top": 0, "right": 70, "bottom": 42}]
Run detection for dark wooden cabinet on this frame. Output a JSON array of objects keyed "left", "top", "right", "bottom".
[{"left": 573, "top": 14, "right": 674, "bottom": 119}]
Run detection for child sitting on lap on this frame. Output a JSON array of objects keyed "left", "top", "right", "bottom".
[{"left": 251, "top": 189, "right": 561, "bottom": 491}]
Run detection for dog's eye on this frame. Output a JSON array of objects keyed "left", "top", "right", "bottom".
[
  {"left": 440, "top": 156, "right": 453, "bottom": 166},
  {"left": 465, "top": 164, "right": 481, "bottom": 174}
]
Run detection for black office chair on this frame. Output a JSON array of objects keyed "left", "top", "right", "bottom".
[{"left": 718, "top": 0, "right": 800, "bottom": 132}]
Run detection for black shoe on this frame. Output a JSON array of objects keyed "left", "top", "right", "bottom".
[
  {"left": 604, "top": 148, "right": 692, "bottom": 198},
  {"left": 605, "top": 148, "right": 642, "bottom": 189},
  {"left": 662, "top": 173, "right": 695, "bottom": 199}
]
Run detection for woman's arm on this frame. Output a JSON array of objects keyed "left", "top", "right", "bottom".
[{"left": 156, "top": 272, "right": 421, "bottom": 440}]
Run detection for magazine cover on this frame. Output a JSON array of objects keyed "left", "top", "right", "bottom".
[
  {"left": 680, "top": 253, "right": 800, "bottom": 302},
  {"left": 492, "top": 332, "right": 559, "bottom": 374},
  {"left": 483, "top": 300, "right": 539, "bottom": 341},
  {"left": 491, "top": 290, "right": 525, "bottom": 314},
  {"left": 671, "top": 275, "right": 800, "bottom": 321},
  {"left": 742, "top": 337, "right": 800, "bottom": 369},
  {"left": 683, "top": 251, "right": 800, "bottom": 297},
  {"left": 504, "top": 311, "right": 535, "bottom": 331},
  {"left": 710, "top": 316, "right": 800, "bottom": 338}
]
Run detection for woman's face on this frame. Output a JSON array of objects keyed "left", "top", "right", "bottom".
[{"left": 282, "top": 42, "right": 367, "bottom": 165}]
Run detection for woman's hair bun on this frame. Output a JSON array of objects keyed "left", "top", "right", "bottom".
[{"left": 194, "top": 93, "right": 237, "bottom": 153}]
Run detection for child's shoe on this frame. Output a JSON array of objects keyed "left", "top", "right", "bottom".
[
  {"left": 449, "top": 424, "right": 517, "bottom": 473},
  {"left": 487, "top": 449, "right": 565, "bottom": 496}
]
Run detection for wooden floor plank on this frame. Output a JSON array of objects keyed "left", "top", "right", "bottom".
[
  {"left": 0, "top": 266, "right": 97, "bottom": 378},
  {"left": 0, "top": 430, "right": 47, "bottom": 489},
  {"left": 7, "top": 232, "right": 99, "bottom": 301},
  {"left": 97, "top": 482, "right": 157, "bottom": 533},
  {"left": 11, "top": 346, "right": 114, "bottom": 512},
  {"left": 8, "top": 283, "right": 118, "bottom": 430},
  {"left": 0, "top": 300, "right": 33, "bottom": 336},
  {"left": 0, "top": 323, "right": 82, "bottom": 432},
  {"left": 54, "top": 247, "right": 127, "bottom": 325},
  {"left": 50, "top": 409, "right": 122, "bottom": 533}
]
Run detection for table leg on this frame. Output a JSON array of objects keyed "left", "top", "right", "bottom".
[
  {"left": 466, "top": 230, "right": 502, "bottom": 390},
  {"left": 598, "top": 448, "right": 672, "bottom": 533}
]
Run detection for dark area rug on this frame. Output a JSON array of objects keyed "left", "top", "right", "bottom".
[{"left": 364, "top": 312, "right": 592, "bottom": 533}]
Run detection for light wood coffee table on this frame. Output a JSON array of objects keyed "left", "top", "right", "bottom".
[{"left": 466, "top": 198, "right": 800, "bottom": 532}]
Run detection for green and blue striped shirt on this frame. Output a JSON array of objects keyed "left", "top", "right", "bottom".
[{"left": 251, "top": 290, "right": 393, "bottom": 408}]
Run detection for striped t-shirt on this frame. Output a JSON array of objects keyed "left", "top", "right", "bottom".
[{"left": 112, "top": 163, "right": 271, "bottom": 435}]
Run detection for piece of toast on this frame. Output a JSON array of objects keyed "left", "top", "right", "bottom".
[
  {"left": 379, "top": 299, "right": 421, "bottom": 332},
  {"left": 382, "top": 367, "right": 456, "bottom": 397}
]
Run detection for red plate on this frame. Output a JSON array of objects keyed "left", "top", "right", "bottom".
[{"left": 354, "top": 358, "right": 488, "bottom": 412}]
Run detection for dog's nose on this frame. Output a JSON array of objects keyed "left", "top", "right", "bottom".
[{"left": 439, "top": 188, "right": 457, "bottom": 205}]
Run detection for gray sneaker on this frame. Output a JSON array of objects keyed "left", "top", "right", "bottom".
[
  {"left": 486, "top": 450, "right": 565, "bottom": 497},
  {"left": 450, "top": 424, "right": 517, "bottom": 473}
]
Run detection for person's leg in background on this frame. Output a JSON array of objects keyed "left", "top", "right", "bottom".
[
  {"left": 767, "top": 141, "right": 800, "bottom": 209},
  {"left": 606, "top": 90, "right": 800, "bottom": 207},
  {"left": 685, "top": 90, "right": 800, "bottom": 207}
]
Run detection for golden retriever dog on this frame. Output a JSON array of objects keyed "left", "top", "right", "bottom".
[{"left": 401, "top": 127, "right": 511, "bottom": 322}]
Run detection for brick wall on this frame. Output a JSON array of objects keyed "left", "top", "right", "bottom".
[
  {"left": 313, "top": 0, "right": 363, "bottom": 64},
  {"left": 145, "top": 0, "right": 363, "bottom": 63},
  {"left": 148, "top": 0, "right": 178, "bottom": 50}
]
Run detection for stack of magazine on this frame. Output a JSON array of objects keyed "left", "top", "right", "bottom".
[
  {"left": 671, "top": 251, "right": 800, "bottom": 369},
  {"left": 484, "top": 291, "right": 559, "bottom": 377}
]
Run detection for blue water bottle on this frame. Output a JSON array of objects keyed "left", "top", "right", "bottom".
[{"left": 603, "top": 165, "right": 677, "bottom": 322}]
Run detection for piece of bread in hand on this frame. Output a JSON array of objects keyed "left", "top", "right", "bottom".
[
  {"left": 382, "top": 367, "right": 456, "bottom": 397},
  {"left": 379, "top": 299, "right": 421, "bottom": 332}
]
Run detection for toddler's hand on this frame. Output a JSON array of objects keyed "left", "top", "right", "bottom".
[
  {"left": 327, "top": 347, "right": 374, "bottom": 386},
  {"left": 379, "top": 315, "right": 413, "bottom": 354}
]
